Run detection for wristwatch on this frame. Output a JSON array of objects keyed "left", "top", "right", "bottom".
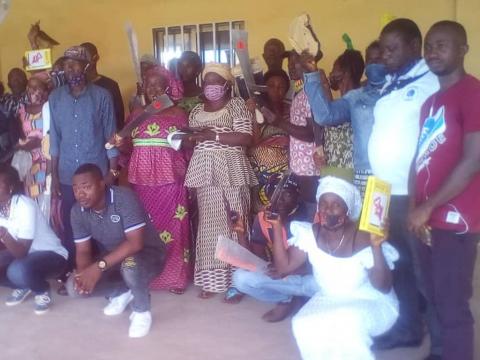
[
  {"left": 109, "top": 169, "right": 120, "bottom": 178},
  {"left": 97, "top": 259, "right": 107, "bottom": 272}
]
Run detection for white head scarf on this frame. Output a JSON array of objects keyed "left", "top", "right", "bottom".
[
  {"left": 202, "top": 62, "right": 235, "bottom": 83},
  {"left": 316, "top": 176, "right": 362, "bottom": 221}
]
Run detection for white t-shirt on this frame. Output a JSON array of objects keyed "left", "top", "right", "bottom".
[
  {"left": 0, "top": 195, "right": 68, "bottom": 259},
  {"left": 368, "top": 59, "right": 440, "bottom": 195}
]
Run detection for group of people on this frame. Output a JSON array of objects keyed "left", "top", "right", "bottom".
[{"left": 0, "top": 15, "right": 478, "bottom": 360}]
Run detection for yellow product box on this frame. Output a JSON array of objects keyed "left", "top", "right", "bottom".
[
  {"left": 25, "top": 49, "right": 52, "bottom": 71},
  {"left": 359, "top": 176, "right": 391, "bottom": 236}
]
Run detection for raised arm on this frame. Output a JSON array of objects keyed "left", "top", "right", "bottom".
[{"left": 303, "top": 71, "right": 351, "bottom": 126}]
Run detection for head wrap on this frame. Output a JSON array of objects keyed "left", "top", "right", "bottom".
[
  {"left": 144, "top": 65, "right": 183, "bottom": 101},
  {"left": 316, "top": 176, "right": 362, "bottom": 221},
  {"left": 202, "top": 62, "right": 234, "bottom": 83},
  {"left": 140, "top": 54, "right": 160, "bottom": 66}
]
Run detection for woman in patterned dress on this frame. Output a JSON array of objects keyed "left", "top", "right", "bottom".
[
  {"left": 323, "top": 49, "right": 365, "bottom": 178},
  {"left": 246, "top": 70, "right": 290, "bottom": 211},
  {"left": 185, "top": 63, "right": 257, "bottom": 299},
  {"left": 125, "top": 66, "right": 190, "bottom": 294},
  {"left": 16, "top": 77, "right": 49, "bottom": 199}
]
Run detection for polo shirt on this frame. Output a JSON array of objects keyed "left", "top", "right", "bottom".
[
  {"left": 368, "top": 59, "right": 439, "bottom": 195},
  {"left": 70, "top": 186, "right": 165, "bottom": 253}
]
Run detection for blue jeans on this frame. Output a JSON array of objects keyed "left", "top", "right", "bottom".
[
  {"left": 232, "top": 269, "right": 319, "bottom": 303},
  {"left": 66, "top": 244, "right": 165, "bottom": 312},
  {"left": 0, "top": 250, "right": 67, "bottom": 293}
]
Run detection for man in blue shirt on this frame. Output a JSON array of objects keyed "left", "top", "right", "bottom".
[{"left": 49, "top": 46, "right": 119, "bottom": 271}]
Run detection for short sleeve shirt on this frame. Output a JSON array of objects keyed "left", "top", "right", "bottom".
[
  {"left": 415, "top": 75, "right": 480, "bottom": 232},
  {"left": 0, "top": 195, "right": 68, "bottom": 259},
  {"left": 71, "top": 186, "right": 165, "bottom": 253}
]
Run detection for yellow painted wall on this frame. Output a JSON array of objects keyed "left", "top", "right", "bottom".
[{"left": 0, "top": 0, "right": 478, "bottom": 101}]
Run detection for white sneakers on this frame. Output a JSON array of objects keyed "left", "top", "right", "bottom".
[
  {"left": 103, "top": 290, "right": 152, "bottom": 338},
  {"left": 103, "top": 290, "right": 134, "bottom": 316},
  {"left": 128, "top": 311, "right": 152, "bottom": 338}
]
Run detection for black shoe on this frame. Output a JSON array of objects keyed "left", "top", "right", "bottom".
[{"left": 372, "top": 332, "right": 423, "bottom": 350}]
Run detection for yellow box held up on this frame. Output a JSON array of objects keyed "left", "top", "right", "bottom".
[
  {"left": 25, "top": 49, "right": 52, "bottom": 71},
  {"left": 359, "top": 176, "right": 391, "bottom": 237}
]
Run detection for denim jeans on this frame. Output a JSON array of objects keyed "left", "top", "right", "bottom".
[
  {"left": 0, "top": 250, "right": 67, "bottom": 293},
  {"left": 232, "top": 269, "right": 319, "bottom": 303},
  {"left": 66, "top": 244, "right": 165, "bottom": 312}
]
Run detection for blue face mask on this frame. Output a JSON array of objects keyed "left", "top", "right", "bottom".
[{"left": 365, "top": 63, "right": 387, "bottom": 87}]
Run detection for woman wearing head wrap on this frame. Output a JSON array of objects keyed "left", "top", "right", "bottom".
[
  {"left": 185, "top": 62, "right": 257, "bottom": 299},
  {"left": 265, "top": 176, "right": 399, "bottom": 359},
  {"left": 122, "top": 66, "right": 190, "bottom": 294}
]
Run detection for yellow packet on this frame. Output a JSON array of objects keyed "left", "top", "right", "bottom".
[{"left": 359, "top": 176, "right": 391, "bottom": 236}]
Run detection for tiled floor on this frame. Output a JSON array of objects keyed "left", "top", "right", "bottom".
[{"left": 0, "top": 249, "right": 479, "bottom": 360}]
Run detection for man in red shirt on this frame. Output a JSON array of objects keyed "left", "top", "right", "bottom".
[{"left": 408, "top": 21, "right": 480, "bottom": 360}]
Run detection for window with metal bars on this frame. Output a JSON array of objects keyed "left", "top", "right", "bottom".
[{"left": 152, "top": 21, "right": 245, "bottom": 67}]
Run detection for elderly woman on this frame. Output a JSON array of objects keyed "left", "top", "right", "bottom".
[
  {"left": 267, "top": 176, "right": 399, "bottom": 359},
  {"left": 185, "top": 63, "right": 257, "bottom": 299},
  {"left": 124, "top": 66, "right": 190, "bottom": 294}
]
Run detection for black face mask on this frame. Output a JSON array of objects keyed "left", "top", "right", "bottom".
[{"left": 323, "top": 214, "right": 343, "bottom": 230}]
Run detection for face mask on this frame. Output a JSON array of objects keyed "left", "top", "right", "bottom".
[
  {"left": 204, "top": 83, "right": 227, "bottom": 101},
  {"left": 365, "top": 63, "right": 387, "bottom": 86},
  {"left": 66, "top": 63, "right": 89, "bottom": 87},
  {"left": 321, "top": 214, "right": 343, "bottom": 230},
  {"left": 66, "top": 73, "right": 86, "bottom": 87}
]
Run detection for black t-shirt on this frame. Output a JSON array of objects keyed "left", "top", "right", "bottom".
[{"left": 94, "top": 75, "right": 125, "bottom": 129}]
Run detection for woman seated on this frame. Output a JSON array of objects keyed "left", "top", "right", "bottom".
[
  {"left": 267, "top": 176, "right": 399, "bottom": 359},
  {"left": 0, "top": 164, "right": 68, "bottom": 314}
]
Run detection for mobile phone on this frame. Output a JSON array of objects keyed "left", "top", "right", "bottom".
[{"left": 265, "top": 211, "right": 279, "bottom": 221}]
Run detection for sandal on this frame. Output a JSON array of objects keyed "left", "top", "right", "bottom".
[
  {"left": 223, "top": 287, "right": 244, "bottom": 304},
  {"left": 198, "top": 290, "right": 215, "bottom": 299},
  {"left": 169, "top": 288, "right": 185, "bottom": 295}
]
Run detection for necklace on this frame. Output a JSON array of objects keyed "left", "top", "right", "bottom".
[
  {"left": 326, "top": 231, "right": 345, "bottom": 255},
  {"left": 0, "top": 198, "right": 12, "bottom": 218}
]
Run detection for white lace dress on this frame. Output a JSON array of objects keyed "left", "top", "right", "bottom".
[{"left": 289, "top": 221, "right": 399, "bottom": 360}]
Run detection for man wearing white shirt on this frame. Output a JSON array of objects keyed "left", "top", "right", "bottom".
[{"left": 368, "top": 19, "right": 440, "bottom": 353}]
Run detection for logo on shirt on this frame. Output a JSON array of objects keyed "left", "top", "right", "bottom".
[
  {"left": 110, "top": 214, "right": 120, "bottom": 223},
  {"left": 404, "top": 86, "right": 418, "bottom": 101},
  {"left": 416, "top": 106, "right": 447, "bottom": 172}
]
